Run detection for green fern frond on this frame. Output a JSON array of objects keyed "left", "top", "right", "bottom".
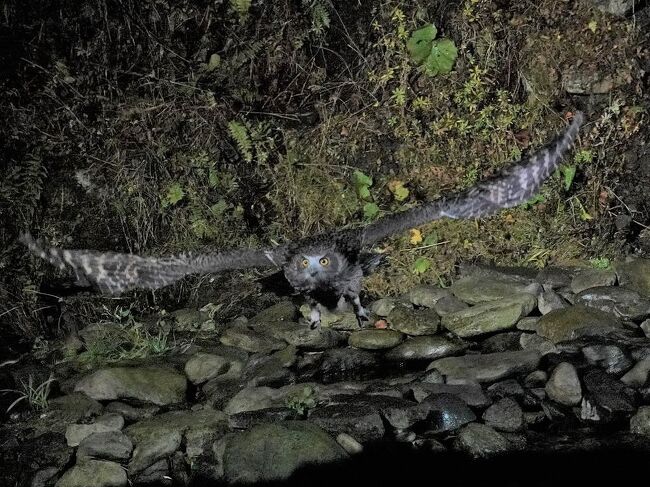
[{"left": 228, "top": 120, "right": 253, "bottom": 163}]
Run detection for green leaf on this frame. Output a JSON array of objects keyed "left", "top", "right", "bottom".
[
  {"left": 210, "top": 199, "right": 229, "bottom": 216},
  {"left": 390, "top": 181, "right": 409, "bottom": 201},
  {"left": 165, "top": 183, "right": 185, "bottom": 206},
  {"left": 407, "top": 24, "right": 437, "bottom": 64},
  {"left": 561, "top": 165, "right": 576, "bottom": 191},
  {"left": 363, "top": 202, "right": 379, "bottom": 220},
  {"left": 423, "top": 232, "right": 439, "bottom": 246},
  {"left": 412, "top": 257, "right": 431, "bottom": 275},
  {"left": 423, "top": 38, "right": 458, "bottom": 76},
  {"left": 352, "top": 170, "right": 373, "bottom": 188}
]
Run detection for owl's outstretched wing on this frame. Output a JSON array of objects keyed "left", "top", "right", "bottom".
[
  {"left": 361, "top": 112, "right": 585, "bottom": 247},
  {"left": 20, "top": 233, "right": 287, "bottom": 295}
]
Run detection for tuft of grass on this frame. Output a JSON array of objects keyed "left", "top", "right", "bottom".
[{"left": 1, "top": 374, "right": 55, "bottom": 413}]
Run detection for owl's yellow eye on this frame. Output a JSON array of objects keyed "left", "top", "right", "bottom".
[
  {"left": 319, "top": 257, "right": 330, "bottom": 266},
  {"left": 301, "top": 259, "right": 309, "bottom": 268}
]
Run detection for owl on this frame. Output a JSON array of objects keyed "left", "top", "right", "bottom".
[{"left": 22, "top": 112, "right": 585, "bottom": 329}]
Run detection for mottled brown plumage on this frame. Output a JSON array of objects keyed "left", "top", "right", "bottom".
[{"left": 22, "top": 112, "right": 585, "bottom": 328}]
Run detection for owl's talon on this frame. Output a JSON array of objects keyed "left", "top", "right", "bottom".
[
  {"left": 355, "top": 307, "right": 370, "bottom": 328},
  {"left": 309, "top": 319, "right": 321, "bottom": 330}
]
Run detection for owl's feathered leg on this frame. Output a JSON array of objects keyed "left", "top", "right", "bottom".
[
  {"left": 349, "top": 294, "right": 370, "bottom": 328},
  {"left": 305, "top": 297, "right": 321, "bottom": 329}
]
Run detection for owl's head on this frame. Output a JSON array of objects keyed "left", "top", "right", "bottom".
[{"left": 284, "top": 247, "right": 347, "bottom": 290}]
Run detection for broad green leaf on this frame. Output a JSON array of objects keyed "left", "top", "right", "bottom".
[
  {"left": 388, "top": 180, "right": 409, "bottom": 201},
  {"left": 407, "top": 24, "right": 437, "bottom": 64},
  {"left": 353, "top": 170, "right": 373, "bottom": 188},
  {"left": 358, "top": 185, "right": 371, "bottom": 201},
  {"left": 423, "top": 38, "right": 458, "bottom": 76},
  {"left": 363, "top": 202, "right": 380, "bottom": 220},
  {"left": 423, "top": 232, "right": 439, "bottom": 246},
  {"left": 412, "top": 257, "right": 431, "bottom": 275}
]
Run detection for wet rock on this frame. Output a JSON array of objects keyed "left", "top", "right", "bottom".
[
  {"left": 591, "top": 0, "right": 637, "bottom": 16},
  {"left": 385, "top": 336, "right": 466, "bottom": 362},
  {"left": 47, "top": 393, "right": 103, "bottom": 423},
  {"left": 546, "top": 362, "right": 582, "bottom": 406},
  {"left": 454, "top": 423, "right": 510, "bottom": 458},
  {"left": 450, "top": 275, "right": 539, "bottom": 305},
  {"left": 442, "top": 294, "right": 536, "bottom": 337},
  {"left": 249, "top": 300, "right": 299, "bottom": 324},
  {"left": 433, "top": 295, "right": 470, "bottom": 316},
  {"left": 562, "top": 65, "right": 628, "bottom": 94},
  {"left": 319, "top": 348, "right": 380, "bottom": 383},
  {"left": 224, "top": 386, "right": 284, "bottom": 415},
  {"left": 516, "top": 317, "right": 540, "bottom": 331},
  {"left": 185, "top": 352, "right": 243, "bottom": 384},
  {"left": 520, "top": 333, "right": 557, "bottom": 355},
  {"left": 131, "top": 458, "right": 168, "bottom": 485},
  {"left": 421, "top": 393, "right": 476, "bottom": 433},
  {"left": 309, "top": 403, "right": 385, "bottom": 441},
  {"left": 615, "top": 257, "right": 650, "bottom": 297},
  {"left": 267, "top": 321, "right": 345, "bottom": 350},
  {"left": 170, "top": 308, "right": 211, "bottom": 331},
  {"left": 228, "top": 407, "right": 298, "bottom": 429},
  {"left": 630, "top": 406, "right": 650, "bottom": 435},
  {"left": 481, "top": 332, "right": 523, "bottom": 353},
  {"left": 419, "top": 369, "right": 444, "bottom": 384},
  {"left": 77, "top": 431, "right": 133, "bottom": 462},
  {"left": 536, "top": 305, "right": 623, "bottom": 343},
  {"left": 104, "top": 402, "right": 158, "bottom": 422},
  {"left": 298, "top": 305, "right": 360, "bottom": 330},
  {"left": 581, "top": 369, "right": 636, "bottom": 420},
  {"left": 126, "top": 409, "right": 228, "bottom": 475},
  {"left": 641, "top": 320, "right": 650, "bottom": 338},
  {"left": 336, "top": 433, "right": 363, "bottom": 454},
  {"left": 483, "top": 398, "right": 524, "bottom": 432},
  {"left": 74, "top": 367, "right": 186, "bottom": 406},
  {"left": 570, "top": 268, "right": 617, "bottom": 294},
  {"left": 411, "top": 382, "right": 490, "bottom": 407},
  {"left": 524, "top": 370, "right": 548, "bottom": 388},
  {"left": 427, "top": 350, "right": 541, "bottom": 383},
  {"left": 348, "top": 329, "right": 404, "bottom": 350},
  {"left": 387, "top": 305, "right": 440, "bottom": 335},
  {"left": 621, "top": 357, "right": 650, "bottom": 388},
  {"left": 243, "top": 346, "right": 297, "bottom": 387},
  {"left": 65, "top": 413, "right": 124, "bottom": 447},
  {"left": 221, "top": 422, "right": 346, "bottom": 483},
  {"left": 31, "top": 467, "right": 59, "bottom": 487},
  {"left": 413, "top": 438, "right": 447, "bottom": 452},
  {"left": 538, "top": 290, "right": 568, "bottom": 314},
  {"left": 220, "top": 325, "right": 286, "bottom": 353},
  {"left": 536, "top": 267, "right": 573, "bottom": 289},
  {"left": 369, "top": 297, "right": 402, "bottom": 317},
  {"left": 406, "top": 285, "right": 451, "bottom": 308},
  {"left": 486, "top": 380, "right": 525, "bottom": 401},
  {"left": 55, "top": 460, "right": 127, "bottom": 487},
  {"left": 575, "top": 286, "right": 650, "bottom": 321},
  {"left": 582, "top": 344, "right": 632, "bottom": 375}
]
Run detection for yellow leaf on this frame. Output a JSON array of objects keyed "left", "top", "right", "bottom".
[
  {"left": 409, "top": 229, "right": 423, "bottom": 245},
  {"left": 588, "top": 20, "right": 597, "bottom": 33},
  {"left": 504, "top": 213, "right": 515, "bottom": 224}
]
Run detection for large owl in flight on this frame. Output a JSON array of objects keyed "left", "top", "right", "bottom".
[{"left": 22, "top": 112, "right": 585, "bottom": 328}]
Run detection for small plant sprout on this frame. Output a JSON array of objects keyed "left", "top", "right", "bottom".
[{"left": 1, "top": 374, "right": 55, "bottom": 413}]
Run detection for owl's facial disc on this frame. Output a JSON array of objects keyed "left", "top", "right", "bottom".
[{"left": 302, "top": 255, "right": 329, "bottom": 276}]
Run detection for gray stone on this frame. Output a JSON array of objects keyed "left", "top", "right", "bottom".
[
  {"left": 309, "top": 404, "right": 385, "bottom": 442},
  {"left": 450, "top": 275, "right": 540, "bottom": 305},
  {"left": 536, "top": 305, "right": 623, "bottom": 344},
  {"left": 427, "top": 350, "right": 541, "bottom": 383},
  {"left": 170, "top": 308, "right": 211, "bottom": 331},
  {"left": 538, "top": 290, "right": 568, "bottom": 314},
  {"left": 575, "top": 286, "right": 650, "bottom": 321},
  {"left": 220, "top": 325, "right": 286, "bottom": 353},
  {"left": 483, "top": 398, "right": 524, "bottom": 432},
  {"left": 385, "top": 336, "right": 466, "bottom": 362},
  {"left": 77, "top": 430, "right": 133, "bottom": 461},
  {"left": 421, "top": 393, "right": 476, "bottom": 433},
  {"left": 228, "top": 407, "right": 298, "bottom": 429},
  {"left": 221, "top": 422, "right": 346, "bottom": 483},
  {"left": 433, "top": 295, "right": 470, "bottom": 316},
  {"left": 536, "top": 267, "right": 572, "bottom": 289},
  {"left": 516, "top": 317, "right": 540, "bottom": 331},
  {"left": 336, "top": 433, "right": 363, "bottom": 454},
  {"left": 348, "top": 329, "right": 404, "bottom": 350},
  {"left": 442, "top": 294, "right": 537, "bottom": 337},
  {"left": 582, "top": 344, "right": 632, "bottom": 375},
  {"left": 641, "top": 320, "right": 650, "bottom": 338},
  {"left": 184, "top": 352, "right": 242, "bottom": 384},
  {"left": 131, "top": 458, "right": 168, "bottom": 485},
  {"left": 249, "top": 301, "right": 299, "bottom": 324},
  {"left": 387, "top": 305, "right": 440, "bottom": 336},
  {"left": 74, "top": 367, "right": 186, "bottom": 406},
  {"left": 126, "top": 409, "right": 227, "bottom": 475},
  {"left": 570, "top": 268, "right": 617, "bottom": 294},
  {"left": 243, "top": 347, "right": 296, "bottom": 387},
  {"left": 65, "top": 414, "right": 124, "bottom": 447},
  {"left": 104, "top": 402, "right": 158, "bottom": 422},
  {"left": 224, "top": 386, "right": 284, "bottom": 415},
  {"left": 31, "top": 467, "right": 59, "bottom": 487},
  {"left": 55, "top": 460, "right": 127, "bottom": 487},
  {"left": 407, "top": 286, "right": 451, "bottom": 308},
  {"left": 411, "top": 383, "right": 490, "bottom": 407},
  {"left": 630, "top": 406, "right": 650, "bottom": 435},
  {"left": 481, "top": 332, "right": 523, "bottom": 353},
  {"left": 524, "top": 370, "right": 548, "bottom": 388},
  {"left": 582, "top": 369, "right": 636, "bottom": 418},
  {"left": 370, "top": 297, "right": 403, "bottom": 316},
  {"left": 319, "top": 348, "right": 380, "bottom": 383},
  {"left": 262, "top": 321, "right": 344, "bottom": 350},
  {"left": 47, "top": 393, "right": 103, "bottom": 423},
  {"left": 486, "top": 380, "right": 525, "bottom": 401},
  {"left": 520, "top": 333, "right": 557, "bottom": 355},
  {"left": 615, "top": 258, "right": 650, "bottom": 297},
  {"left": 546, "top": 362, "right": 582, "bottom": 406},
  {"left": 621, "top": 357, "right": 650, "bottom": 388},
  {"left": 454, "top": 423, "right": 509, "bottom": 458}
]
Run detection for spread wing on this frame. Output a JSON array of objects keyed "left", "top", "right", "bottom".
[
  {"left": 20, "top": 233, "right": 287, "bottom": 295},
  {"left": 361, "top": 112, "right": 585, "bottom": 247}
]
